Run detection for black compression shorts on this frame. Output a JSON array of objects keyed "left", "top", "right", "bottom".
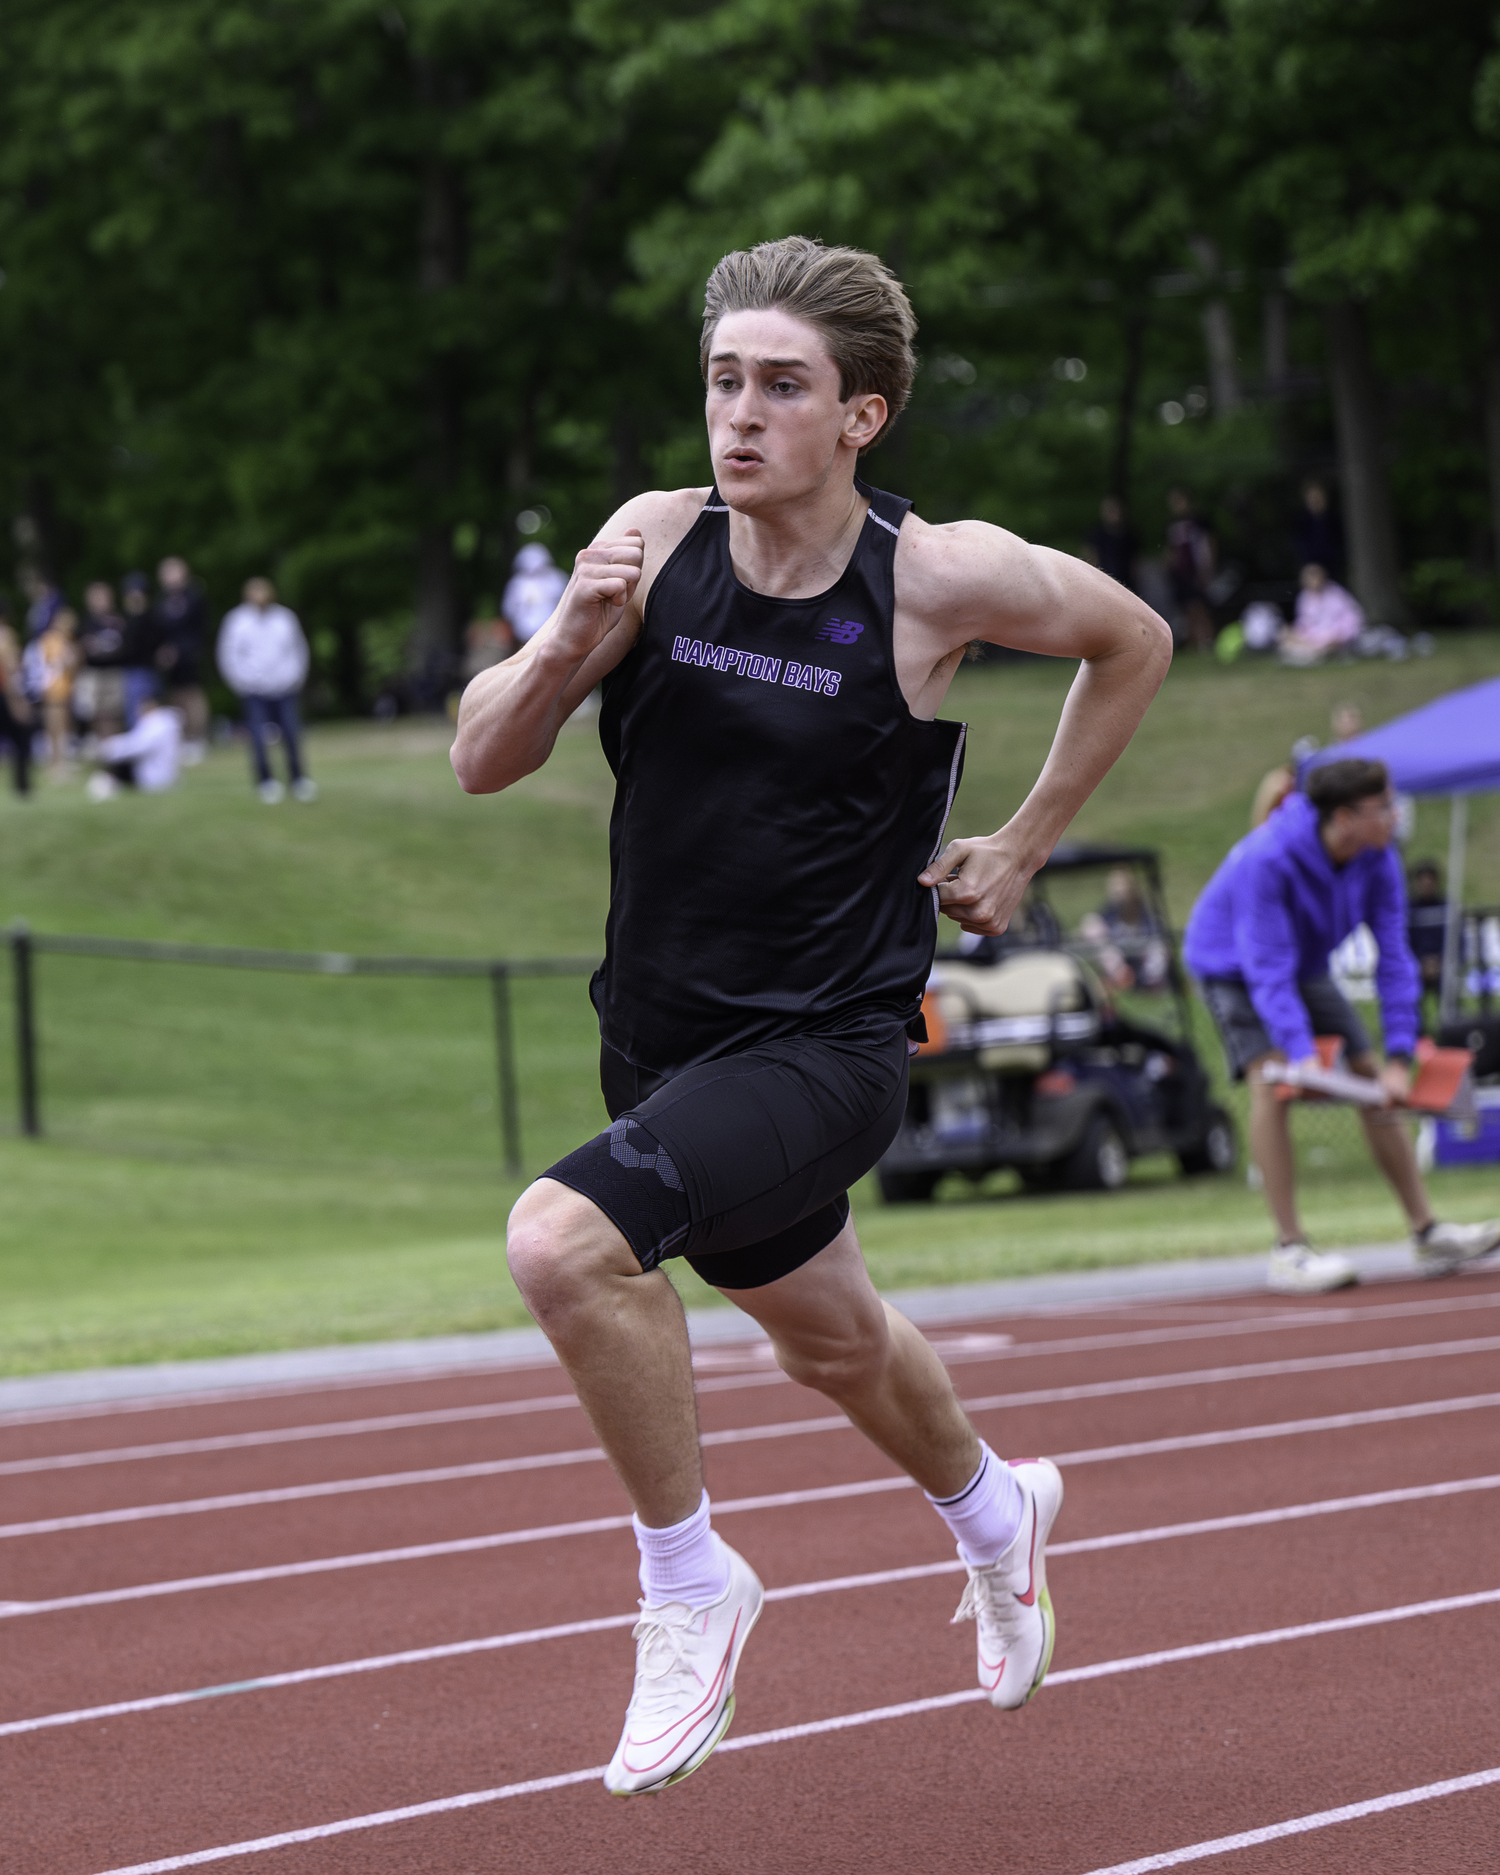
[{"left": 542, "top": 1027, "right": 910, "bottom": 1290}]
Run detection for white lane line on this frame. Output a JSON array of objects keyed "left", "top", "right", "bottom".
[
  {"left": 0, "top": 1396, "right": 586, "bottom": 1477},
  {"left": 2, "top": 1455, "right": 1485, "bottom": 1650},
  {"left": 83, "top": 1596, "right": 1500, "bottom": 1874},
  {"left": 11, "top": 1287, "right": 1499, "bottom": 1458},
  {"left": 1075, "top": 1767, "right": 1500, "bottom": 1874},
  {"left": 10, "top": 1335, "right": 1498, "bottom": 1542},
  {"left": 11, "top": 1507, "right": 1500, "bottom": 1740},
  {"left": 5, "top": 1399, "right": 1496, "bottom": 1616}
]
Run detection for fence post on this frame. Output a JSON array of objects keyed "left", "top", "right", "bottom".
[
  {"left": 490, "top": 965, "right": 522, "bottom": 1176},
  {"left": 10, "top": 924, "right": 40, "bottom": 1138}
]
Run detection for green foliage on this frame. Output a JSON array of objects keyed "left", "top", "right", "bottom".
[{"left": 2, "top": 0, "right": 1499, "bottom": 708}]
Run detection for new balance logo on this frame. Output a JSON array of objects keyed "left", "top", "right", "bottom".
[{"left": 815, "top": 619, "right": 864, "bottom": 644}]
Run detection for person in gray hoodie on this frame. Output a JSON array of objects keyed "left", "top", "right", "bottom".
[
  {"left": 1185, "top": 757, "right": 1499, "bottom": 1292},
  {"left": 216, "top": 577, "right": 316, "bottom": 803}
]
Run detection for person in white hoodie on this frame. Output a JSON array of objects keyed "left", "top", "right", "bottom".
[
  {"left": 217, "top": 577, "right": 317, "bottom": 803},
  {"left": 86, "top": 696, "right": 183, "bottom": 800}
]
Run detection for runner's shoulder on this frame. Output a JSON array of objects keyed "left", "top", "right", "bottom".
[
  {"left": 595, "top": 487, "right": 712, "bottom": 558},
  {"left": 892, "top": 512, "right": 1034, "bottom": 623}
]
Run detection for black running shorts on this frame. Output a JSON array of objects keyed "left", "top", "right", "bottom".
[
  {"left": 542, "top": 1026, "right": 910, "bottom": 1290},
  {"left": 1198, "top": 974, "right": 1373, "bottom": 1081}
]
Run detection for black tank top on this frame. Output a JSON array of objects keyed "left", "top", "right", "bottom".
[{"left": 592, "top": 479, "right": 967, "bottom": 1074}]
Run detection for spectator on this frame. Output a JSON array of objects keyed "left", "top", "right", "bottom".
[
  {"left": 21, "top": 569, "right": 63, "bottom": 639},
  {"left": 1086, "top": 496, "right": 1138, "bottom": 590},
  {"left": 22, "top": 606, "right": 80, "bottom": 774},
  {"left": 217, "top": 576, "right": 316, "bottom": 803},
  {"left": 0, "top": 602, "right": 34, "bottom": 797},
  {"left": 85, "top": 695, "right": 183, "bottom": 800},
  {"left": 154, "top": 556, "right": 211, "bottom": 764},
  {"left": 1078, "top": 867, "right": 1169, "bottom": 990},
  {"left": 75, "top": 581, "right": 130, "bottom": 740},
  {"left": 1279, "top": 563, "right": 1363, "bottom": 664},
  {"left": 1407, "top": 860, "right": 1448, "bottom": 1025},
  {"left": 1330, "top": 699, "right": 1362, "bottom": 742},
  {"left": 1293, "top": 480, "right": 1345, "bottom": 582},
  {"left": 502, "top": 543, "right": 568, "bottom": 645},
  {"left": 1165, "top": 487, "right": 1216, "bottom": 650},
  {"left": 1249, "top": 763, "right": 1296, "bottom": 828},
  {"left": 118, "top": 572, "right": 163, "bottom": 728}
]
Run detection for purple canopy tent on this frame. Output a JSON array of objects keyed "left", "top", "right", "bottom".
[{"left": 1303, "top": 676, "right": 1500, "bottom": 1017}]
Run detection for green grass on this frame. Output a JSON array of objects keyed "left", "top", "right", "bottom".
[{"left": 2, "top": 640, "right": 1498, "bottom": 1375}]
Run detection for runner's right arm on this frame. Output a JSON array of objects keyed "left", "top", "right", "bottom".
[{"left": 452, "top": 489, "right": 707, "bottom": 793}]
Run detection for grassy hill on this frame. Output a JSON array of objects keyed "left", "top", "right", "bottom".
[{"left": 2, "top": 635, "right": 1497, "bottom": 1374}]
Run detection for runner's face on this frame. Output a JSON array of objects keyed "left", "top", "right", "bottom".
[{"left": 705, "top": 309, "right": 885, "bottom": 508}]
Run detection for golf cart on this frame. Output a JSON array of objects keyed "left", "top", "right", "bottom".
[{"left": 877, "top": 844, "right": 1236, "bottom": 1201}]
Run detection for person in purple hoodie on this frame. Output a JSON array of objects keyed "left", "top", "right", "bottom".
[{"left": 1185, "top": 758, "right": 1499, "bottom": 1294}]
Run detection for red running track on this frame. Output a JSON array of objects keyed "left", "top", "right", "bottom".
[{"left": 3, "top": 1271, "right": 1499, "bottom": 1874}]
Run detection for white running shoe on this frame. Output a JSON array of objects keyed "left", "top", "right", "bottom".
[
  {"left": 291, "top": 777, "right": 318, "bottom": 802},
  {"left": 1267, "top": 1242, "right": 1358, "bottom": 1294},
  {"left": 952, "top": 1456, "right": 1063, "bottom": 1710},
  {"left": 603, "top": 1538, "right": 763, "bottom": 1797},
  {"left": 1415, "top": 1219, "right": 1500, "bottom": 1273},
  {"left": 257, "top": 778, "right": 285, "bottom": 804}
]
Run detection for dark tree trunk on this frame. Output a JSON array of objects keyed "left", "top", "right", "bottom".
[
  {"left": 409, "top": 59, "right": 469, "bottom": 694},
  {"left": 1110, "top": 311, "right": 1145, "bottom": 504},
  {"left": 1485, "top": 299, "right": 1500, "bottom": 580},
  {"left": 1262, "top": 291, "right": 1289, "bottom": 396},
  {"left": 612, "top": 409, "right": 645, "bottom": 511},
  {"left": 1322, "top": 299, "right": 1411, "bottom": 627}
]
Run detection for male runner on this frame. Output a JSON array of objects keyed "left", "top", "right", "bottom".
[
  {"left": 453, "top": 236, "right": 1172, "bottom": 1795},
  {"left": 1185, "top": 756, "right": 1500, "bottom": 1295}
]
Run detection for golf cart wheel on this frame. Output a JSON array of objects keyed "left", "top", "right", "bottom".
[
  {"left": 1063, "top": 1114, "right": 1130, "bottom": 1192},
  {"left": 877, "top": 1166, "right": 941, "bottom": 1204},
  {"left": 1179, "top": 1105, "right": 1237, "bottom": 1176}
]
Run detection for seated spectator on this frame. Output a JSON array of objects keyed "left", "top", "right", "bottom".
[
  {"left": 1279, "top": 563, "right": 1363, "bottom": 664},
  {"left": 217, "top": 577, "right": 316, "bottom": 803},
  {"left": 75, "top": 582, "right": 129, "bottom": 740},
  {"left": 0, "top": 602, "right": 34, "bottom": 797},
  {"left": 86, "top": 696, "right": 183, "bottom": 799},
  {"left": 22, "top": 607, "right": 80, "bottom": 774},
  {"left": 1078, "top": 867, "right": 1170, "bottom": 990}
]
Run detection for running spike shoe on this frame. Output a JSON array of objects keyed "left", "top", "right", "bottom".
[
  {"left": 1415, "top": 1217, "right": 1500, "bottom": 1273},
  {"left": 603, "top": 1537, "right": 763, "bottom": 1797},
  {"left": 1267, "top": 1242, "right": 1358, "bottom": 1294},
  {"left": 952, "top": 1456, "right": 1063, "bottom": 1710}
]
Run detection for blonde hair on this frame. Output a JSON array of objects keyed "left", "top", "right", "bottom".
[{"left": 700, "top": 236, "right": 918, "bottom": 450}]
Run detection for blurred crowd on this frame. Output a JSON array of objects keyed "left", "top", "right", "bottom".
[
  {"left": 1084, "top": 480, "right": 1430, "bottom": 668},
  {"left": 0, "top": 559, "right": 316, "bottom": 805}
]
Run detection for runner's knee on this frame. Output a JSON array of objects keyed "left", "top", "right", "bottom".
[
  {"left": 506, "top": 1179, "right": 637, "bottom": 1318},
  {"left": 769, "top": 1306, "right": 890, "bottom": 1397}
]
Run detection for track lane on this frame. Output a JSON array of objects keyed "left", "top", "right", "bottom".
[
  {"left": 8, "top": 1272, "right": 1499, "bottom": 1874},
  {"left": 21, "top": 1566, "right": 1500, "bottom": 1875}
]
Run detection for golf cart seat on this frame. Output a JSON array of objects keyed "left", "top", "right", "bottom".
[{"left": 928, "top": 951, "right": 1102, "bottom": 1071}]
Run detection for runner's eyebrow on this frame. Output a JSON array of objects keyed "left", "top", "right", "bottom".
[{"left": 708, "top": 352, "right": 810, "bottom": 370}]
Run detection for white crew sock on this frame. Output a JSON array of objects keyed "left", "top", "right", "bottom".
[
  {"left": 926, "top": 1442, "right": 1025, "bottom": 1567},
  {"left": 633, "top": 1489, "right": 731, "bottom": 1608}
]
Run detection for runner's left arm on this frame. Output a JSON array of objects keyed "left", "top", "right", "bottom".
[{"left": 907, "top": 521, "right": 1173, "bottom": 936}]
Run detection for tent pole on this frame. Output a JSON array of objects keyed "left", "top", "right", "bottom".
[{"left": 1440, "top": 793, "right": 1467, "bottom": 1025}]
